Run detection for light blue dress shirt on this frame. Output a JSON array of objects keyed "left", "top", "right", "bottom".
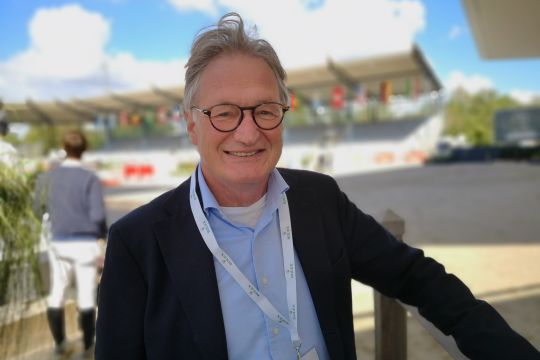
[{"left": 197, "top": 167, "right": 330, "bottom": 360}]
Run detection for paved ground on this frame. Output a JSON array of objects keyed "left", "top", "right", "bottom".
[
  {"left": 336, "top": 162, "right": 540, "bottom": 358},
  {"left": 336, "top": 162, "right": 540, "bottom": 245},
  {"left": 16, "top": 162, "right": 540, "bottom": 359}
]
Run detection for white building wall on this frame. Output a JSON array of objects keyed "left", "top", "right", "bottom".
[{"left": 85, "top": 112, "right": 445, "bottom": 186}]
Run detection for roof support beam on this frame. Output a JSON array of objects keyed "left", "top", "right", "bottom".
[
  {"left": 152, "top": 86, "right": 183, "bottom": 104},
  {"left": 110, "top": 93, "right": 153, "bottom": 109},
  {"left": 73, "top": 99, "right": 118, "bottom": 114},
  {"left": 411, "top": 44, "right": 442, "bottom": 90},
  {"left": 287, "top": 88, "right": 313, "bottom": 106},
  {"left": 353, "top": 70, "right": 421, "bottom": 84},
  {"left": 55, "top": 100, "right": 95, "bottom": 122},
  {"left": 289, "top": 68, "right": 422, "bottom": 91},
  {"left": 287, "top": 88, "right": 318, "bottom": 117},
  {"left": 326, "top": 58, "right": 357, "bottom": 90},
  {"left": 26, "top": 99, "right": 54, "bottom": 125}
]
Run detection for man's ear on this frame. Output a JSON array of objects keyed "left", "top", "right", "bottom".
[{"left": 185, "top": 111, "right": 198, "bottom": 146}]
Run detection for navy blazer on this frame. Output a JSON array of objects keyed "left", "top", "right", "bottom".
[{"left": 96, "top": 169, "right": 538, "bottom": 359}]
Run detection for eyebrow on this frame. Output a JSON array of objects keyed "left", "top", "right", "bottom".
[{"left": 202, "top": 99, "right": 282, "bottom": 108}]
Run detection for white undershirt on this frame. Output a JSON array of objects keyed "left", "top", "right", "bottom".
[{"left": 220, "top": 194, "right": 267, "bottom": 228}]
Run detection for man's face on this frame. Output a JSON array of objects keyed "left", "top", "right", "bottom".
[{"left": 186, "top": 53, "right": 283, "bottom": 198}]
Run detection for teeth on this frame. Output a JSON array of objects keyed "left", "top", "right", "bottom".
[{"left": 229, "top": 151, "right": 258, "bottom": 157}]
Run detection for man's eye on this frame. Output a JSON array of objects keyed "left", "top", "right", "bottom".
[
  {"left": 214, "top": 111, "right": 232, "bottom": 118},
  {"left": 257, "top": 110, "right": 278, "bottom": 118}
]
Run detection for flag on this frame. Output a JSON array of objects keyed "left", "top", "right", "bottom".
[
  {"left": 380, "top": 81, "right": 392, "bottom": 104},
  {"left": 157, "top": 106, "right": 169, "bottom": 124},
  {"left": 405, "top": 78, "right": 412, "bottom": 98},
  {"left": 130, "top": 113, "right": 141, "bottom": 126},
  {"left": 414, "top": 76, "right": 422, "bottom": 99},
  {"left": 331, "top": 86, "right": 345, "bottom": 109},
  {"left": 290, "top": 91, "right": 296, "bottom": 112},
  {"left": 107, "top": 112, "right": 117, "bottom": 129},
  {"left": 119, "top": 110, "right": 129, "bottom": 126},
  {"left": 355, "top": 84, "right": 366, "bottom": 104},
  {"left": 172, "top": 105, "right": 182, "bottom": 122}
]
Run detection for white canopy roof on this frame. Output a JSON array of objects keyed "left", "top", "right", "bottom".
[
  {"left": 462, "top": 0, "right": 540, "bottom": 59},
  {"left": 3, "top": 45, "right": 441, "bottom": 125}
]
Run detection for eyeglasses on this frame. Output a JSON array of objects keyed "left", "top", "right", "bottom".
[{"left": 191, "top": 102, "right": 289, "bottom": 132}]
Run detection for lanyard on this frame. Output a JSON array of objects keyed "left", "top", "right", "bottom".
[{"left": 189, "top": 170, "right": 302, "bottom": 358}]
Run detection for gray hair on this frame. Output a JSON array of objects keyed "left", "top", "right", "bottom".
[{"left": 183, "top": 12, "right": 289, "bottom": 111}]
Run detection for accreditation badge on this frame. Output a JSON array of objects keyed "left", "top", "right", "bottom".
[{"left": 301, "top": 347, "right": 320, "bottom": 360}]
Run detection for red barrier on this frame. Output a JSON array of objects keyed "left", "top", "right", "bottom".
[
  {"left": 123, "top": 164, "right": 155, "bottom": 179},
  {"left": 374, "top": 152, "right": 396, "bottom": 164}
]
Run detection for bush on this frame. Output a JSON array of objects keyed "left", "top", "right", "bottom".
[{"left": 0, "top": 162, "right": 44, "bottom": 357}]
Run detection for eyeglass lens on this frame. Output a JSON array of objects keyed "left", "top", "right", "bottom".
[{"left": 209, "top": 103, "right": 284, "bottom": 131}]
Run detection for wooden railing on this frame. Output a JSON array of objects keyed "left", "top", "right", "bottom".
[
  {"left": 375, "top": 210, "right": 468, "bottom": 360},
  {"left": 375, "top": 210, "right": 407, "bottom": 360}
]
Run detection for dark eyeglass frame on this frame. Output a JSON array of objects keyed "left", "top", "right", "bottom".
[{"left": 191, "top": 102, "right": 290, "bottom": 132}]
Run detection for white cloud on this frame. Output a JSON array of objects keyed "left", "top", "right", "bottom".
[
  {"left": 2, "top": 0, "right": 425, "bottom": 102},
  {"left": 509, "top": 89, "right": 539, "bottom": 104},
  {"left": 448, "top": 25, "right": 462, "bottom": 40},
  {"left": 170, "top": 0, "right": 426, "bottom": 68},
  {"left": 445, "top": 71, "right": 495, "bottom": 94},
  {"left": 167, "top": 0, "right": 218, "bottom": 16},
  {"left": 0, "top": 4, "right": 185, "bottom": 102},
  {"left": 105, "top": 52, "right": 185, "bottom": 90}
]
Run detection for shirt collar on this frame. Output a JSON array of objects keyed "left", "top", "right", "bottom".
[
  {"left": 197, "top": 165, "right": 220, "bottom": 216},
  {"left": 61, "top": 158, "right": 82, "bottom": 167},
  {"left": 196, "top": 164, "right": 289, "bottom": 216}
]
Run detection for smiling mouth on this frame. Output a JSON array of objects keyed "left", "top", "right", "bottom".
[{"left": 225, "top": 150, "right": 261, "bottom": 157}]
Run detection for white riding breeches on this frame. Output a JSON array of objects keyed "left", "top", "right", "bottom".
[{"left": 47, "top": 240, "right": 100, "bottom": 310}]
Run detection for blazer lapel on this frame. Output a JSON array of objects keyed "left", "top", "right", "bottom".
[
  {"left": 284, "top": 173, "right": 345, "bottom": 359},
  {"left": 153, "top": 182, "right": 228, "bottom": 359}
]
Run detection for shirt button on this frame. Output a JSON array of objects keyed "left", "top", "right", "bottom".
[
  {"left": 272, "top": 327, "right": 280, "bottom": 335},
  {"left": 261, "top": 276, "right": 269, "bottom": 286}
]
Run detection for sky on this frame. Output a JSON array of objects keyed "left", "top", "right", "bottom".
[{"left": 1, "top": 0, "right": 539, "bottom": 104}]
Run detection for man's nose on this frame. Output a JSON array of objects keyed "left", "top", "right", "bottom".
[{"left": 233, "top": 109, "right": 260, "bottom": 144}]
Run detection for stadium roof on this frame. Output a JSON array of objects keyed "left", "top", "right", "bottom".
[
  {"left": 3, "top": 44, "right": 441, "bottom": 125},
  {"left": 461, "top": 0, "right": 540, "bottom": 59}
]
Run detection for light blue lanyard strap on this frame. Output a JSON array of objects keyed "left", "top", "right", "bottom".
[{"left": 189, "top": 169, "right": 301, "bottom": 353}]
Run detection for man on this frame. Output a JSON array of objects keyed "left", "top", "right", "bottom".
[
  {"left": 0, "top": 111, "right": 17, "bottom": 165},
  {"left": 35, "top": 130, "right": 107, "bottom": 360},
  {"left": 95, "top": 13, "right": 538, "bottom": 359}
]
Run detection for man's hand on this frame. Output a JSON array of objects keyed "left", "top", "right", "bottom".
[{"left": 96, "top": 238, "right": 106, "bottom": 269}]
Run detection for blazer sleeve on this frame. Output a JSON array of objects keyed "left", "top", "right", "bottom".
[
  {"left": 333, "top": 180, "right": 539, "bottom": 359},
  {"left": 95, "top": 223, "right": 147, "bottom": 360}
]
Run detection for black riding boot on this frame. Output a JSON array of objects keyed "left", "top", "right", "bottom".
[
  {"left": 46, "top": 307, "right": 66, "bottom": 346},
  {"left": 79, "top": 308, "right": 96, "bottom": 350}
]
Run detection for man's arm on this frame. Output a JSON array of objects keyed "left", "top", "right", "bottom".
[
  {"left": 95, "top": 224, "right": 147, "bottom": 360},
  {"left": 88, "top": 174, "right": 108, "bottom": 239},
  {"left": 32, "top": 172, "right": 47, "bottom": 218},
  {"left": 333, "top": 183, "right": 539, "bottom": 358}
]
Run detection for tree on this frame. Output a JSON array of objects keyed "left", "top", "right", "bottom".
[{"left": 444, "top": 88, "right": 520, "bottom": 145}]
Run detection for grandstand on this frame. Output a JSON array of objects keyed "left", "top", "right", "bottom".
[
  {"left": 3, "top": 44, "right": 445, "bottom": 184},
  {"left": 3, "top": 45, "right": 440, "bottom": 125}
]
